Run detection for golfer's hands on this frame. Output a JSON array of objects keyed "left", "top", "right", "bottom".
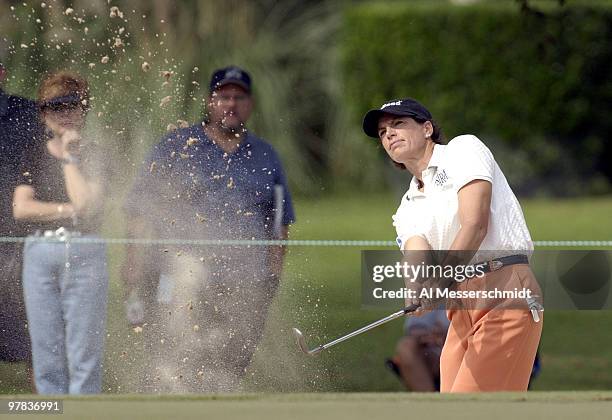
[
  {"left": 404, "top": 281, "right": 427, "bottom": 317},
  {"left": 126, "top": 290, "right": 145, "bottom": 326}
]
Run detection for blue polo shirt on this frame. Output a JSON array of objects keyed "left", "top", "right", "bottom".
[{"left": 125, "top": 123, "right": 295, "bottom": 240}]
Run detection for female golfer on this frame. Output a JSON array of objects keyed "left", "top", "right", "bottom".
[
  {"left": 13, "top": 71, "right": 108, "bottom": 394},
  {"left": 362, "top": 98, "right": 542, "bottom": 392}
]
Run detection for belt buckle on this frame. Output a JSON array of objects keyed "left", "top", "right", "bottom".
[
  {"left": 55, "top": 227, "right": 68, "bottom": 242},
  {"left": 488, "top": 259, "right": 503, "bottom": 271}
]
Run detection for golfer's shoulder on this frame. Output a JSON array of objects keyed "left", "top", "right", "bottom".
[
  {"left": 445, "top": 134, "right": 493, "bottom": 161},
  {"left": 446, "top": 134, "right": 488, "bottom": 152}
]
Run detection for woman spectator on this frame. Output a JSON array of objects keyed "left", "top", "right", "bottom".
[{"left": 13, "top": 71, "right": 108, "bottom": 394}]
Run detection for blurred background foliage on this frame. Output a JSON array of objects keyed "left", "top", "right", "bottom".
[
  {"left": 1, "top": 0, "right": 611, "bottom": 198},
  {"left": 1, "top": 0, "right": 341, "bottom": 196},
  {"left": 343, "top": 0, "right": 612, "bottom": 197}
]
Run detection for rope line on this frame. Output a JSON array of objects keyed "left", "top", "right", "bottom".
[{"left": 1, "top": 237, "right": 611, "bottom": 247}]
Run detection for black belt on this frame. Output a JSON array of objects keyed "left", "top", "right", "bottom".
[{"left": 473, "top": 254, "right": 529, "bottom": 274}]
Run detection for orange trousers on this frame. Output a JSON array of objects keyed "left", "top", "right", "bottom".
[{"left": 440, "top": 264, "right": 543, "bottom": 392}]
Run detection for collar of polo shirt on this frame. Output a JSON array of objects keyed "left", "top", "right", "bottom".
[{"left": 406, "top": 143, "right": 446, "bottom": 200}]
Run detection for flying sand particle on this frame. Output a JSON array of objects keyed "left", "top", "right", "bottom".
[
  {"left": 159, "top": 96, "right": 172, "bottom": 107},
  {"left": 109, "top": 6, "right": 123, "bottom": 19}
]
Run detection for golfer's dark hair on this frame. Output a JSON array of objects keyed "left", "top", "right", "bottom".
[{"left": 391, "top": 118, "right": 443, "bottom": 171}]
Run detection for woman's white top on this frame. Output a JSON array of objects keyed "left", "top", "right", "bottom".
[{"left": 392, "top": 135, "right": 533, "bottom": 262}]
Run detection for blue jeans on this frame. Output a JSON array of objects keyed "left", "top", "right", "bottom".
[{"left": 22, "top": 235, "right": 108, "bottom": 394}]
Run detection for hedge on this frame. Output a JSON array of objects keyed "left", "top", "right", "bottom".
[{"left": 341, "top": 1, "right": 612, "bottom": 196}]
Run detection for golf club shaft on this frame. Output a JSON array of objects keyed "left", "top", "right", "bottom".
[{"left": 318, "top": 304, "right": 420, "bottom": 352}]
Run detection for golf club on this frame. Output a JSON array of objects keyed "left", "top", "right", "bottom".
[{"left": 292, "top": 303, "right": 420, "bottom": 356}]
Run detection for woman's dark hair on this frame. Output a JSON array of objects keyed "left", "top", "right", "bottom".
[{"left": 391, "top": 117, "right": 443, "bottom": 170}]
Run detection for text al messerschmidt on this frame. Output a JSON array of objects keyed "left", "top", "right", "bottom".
[{"left": 373, "top": 287, "right": 534, "bottom": 300}]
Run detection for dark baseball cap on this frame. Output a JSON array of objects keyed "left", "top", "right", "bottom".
[
  {"left": 209, "top": 66, "right": 252, "bottom": 94},
  {"left": 362, "top": 98, "right": 433, "bottom": 138}
]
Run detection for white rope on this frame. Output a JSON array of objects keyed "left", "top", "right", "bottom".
[{"left": 1, "top": 237, "right": 611, "bottom": 247}]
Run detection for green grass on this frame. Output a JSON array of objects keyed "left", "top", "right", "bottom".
[
  {"left": 1, "top": 193, "right": 612, "bottom": 394},
  {"left": 1, "top": 392, "right": 612, "bottom": 420}
]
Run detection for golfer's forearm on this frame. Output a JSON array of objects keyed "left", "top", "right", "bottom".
[
  {"left": 444, "top": 223, "right": 488, "bottom": 266},
  {"left": 448, "top": 179, "right": 491, "bottom": 264},
  {"left": 401, "top": 236, "right": 433, "bottom": 307}
]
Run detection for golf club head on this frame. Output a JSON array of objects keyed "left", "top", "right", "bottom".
[{"left": 292, "top": 327, "right": 323, "bottom": 356}]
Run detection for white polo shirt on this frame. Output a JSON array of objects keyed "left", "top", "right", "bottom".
[{"left": 392, "top": 135, "right": 533, "bottom": 261}]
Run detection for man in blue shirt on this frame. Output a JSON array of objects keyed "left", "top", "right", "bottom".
[
  {"left": 123, "top": 66, "right": 295, "bottom": 392},
  {"left": 0, "top": 59, "right": 37, "bottom": 370}
]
